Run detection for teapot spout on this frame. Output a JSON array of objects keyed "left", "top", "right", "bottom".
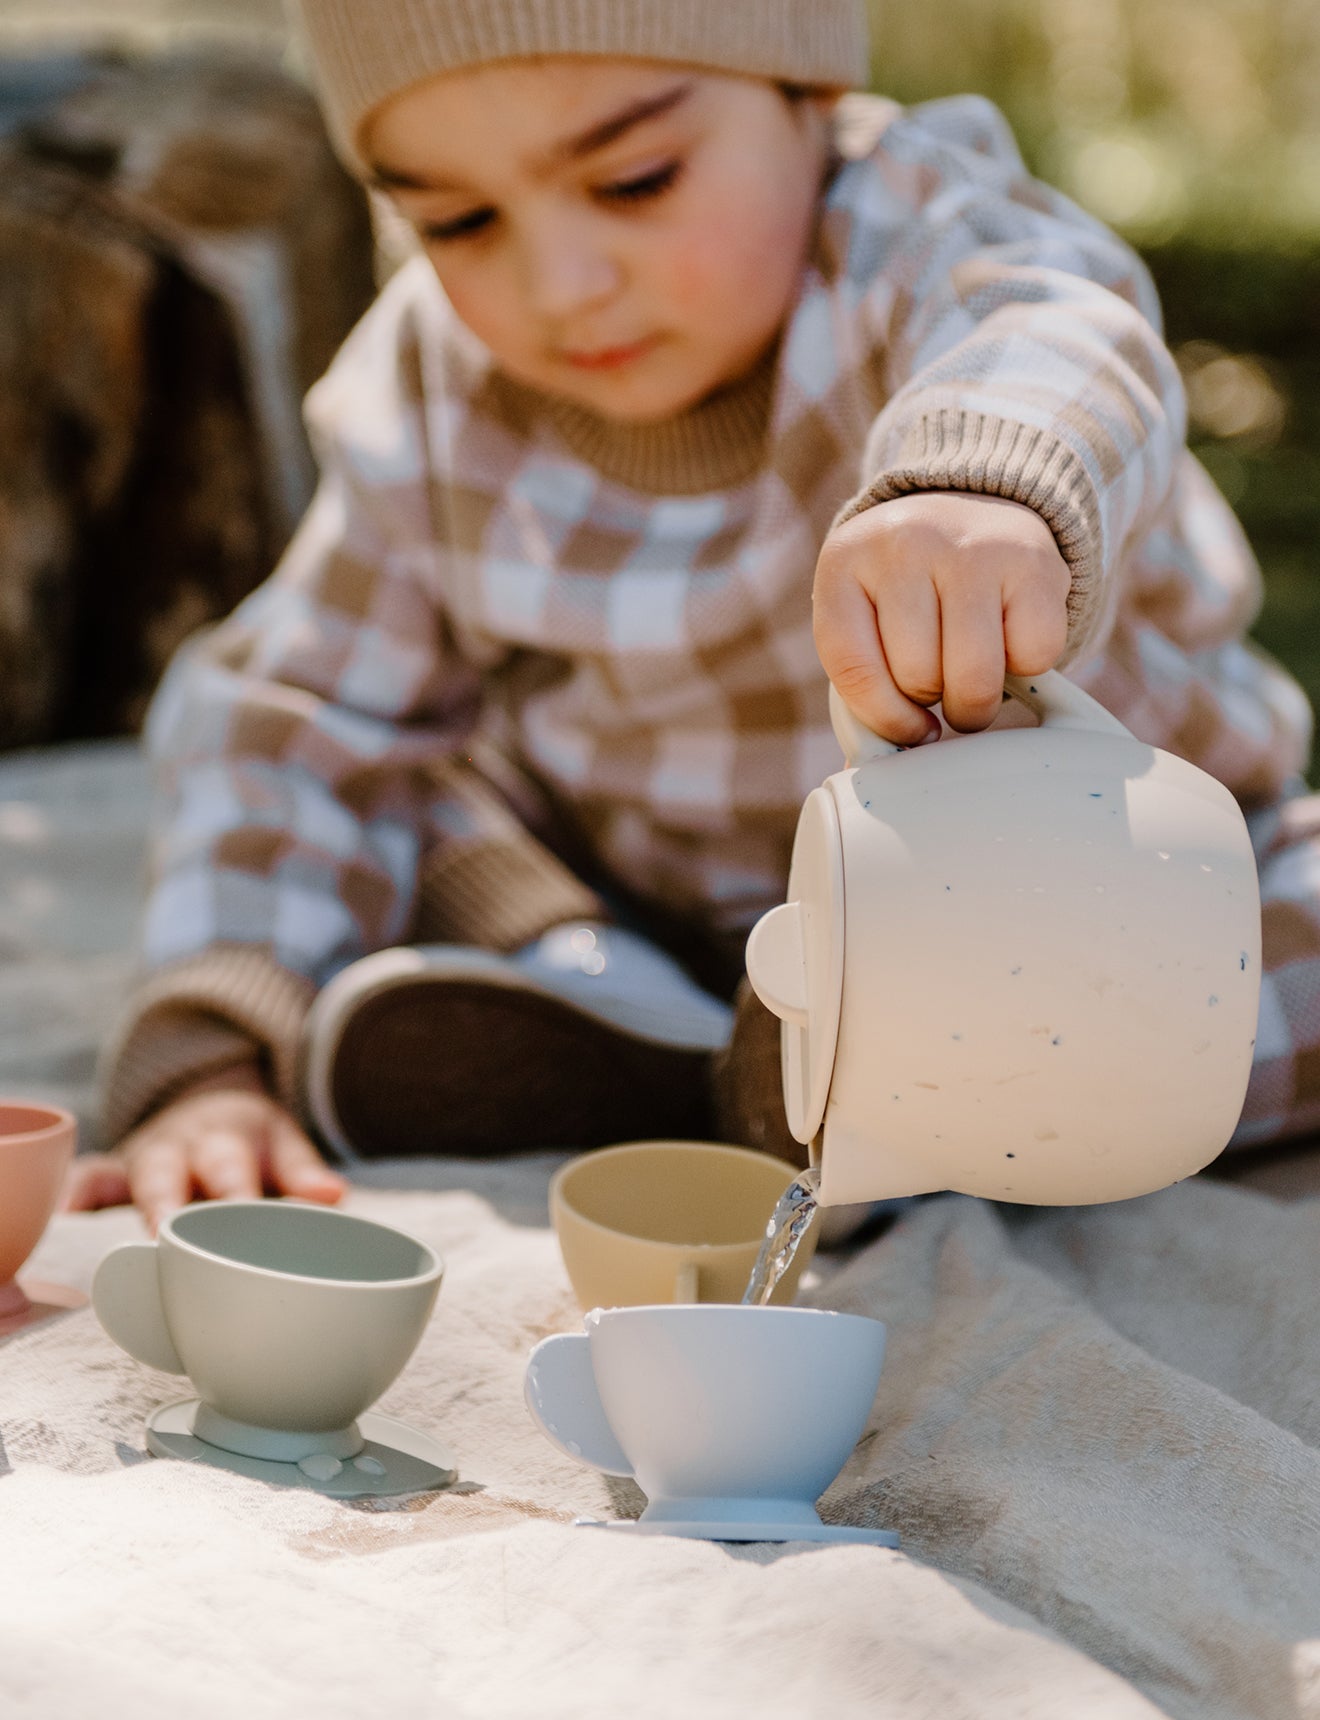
[{"left": 814, "top": 1112, "right": 944, "bottom": 1208}]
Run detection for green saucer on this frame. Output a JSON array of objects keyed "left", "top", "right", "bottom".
[{"left": 145, "top": 1399, "right": 457, "bottom": 1499}]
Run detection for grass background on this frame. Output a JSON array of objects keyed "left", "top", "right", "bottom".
[{"left": 6, "top": 0, "right": 1318, "bottom": 744}]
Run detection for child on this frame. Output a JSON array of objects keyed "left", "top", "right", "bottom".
[{"left": 69, "top": 0, "right": 1317, "bottom": 1231}]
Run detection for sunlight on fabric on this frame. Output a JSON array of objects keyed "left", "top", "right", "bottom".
[{"left": 0, "top": 802, "right": 50, "bottom": 845}]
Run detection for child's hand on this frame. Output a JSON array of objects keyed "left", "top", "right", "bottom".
[
  {"left": 64, "top": 1063, "right": 346, "bottom": 1234},
  {"left": 813, "top": 493, "right": 1072, "bottom": 746}
]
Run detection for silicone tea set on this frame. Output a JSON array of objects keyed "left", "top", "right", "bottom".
[{"left": 3, "top": 674, "right": 1263, "bottom": 1542}]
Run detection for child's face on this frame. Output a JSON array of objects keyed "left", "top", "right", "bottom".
[{"left": 364, "top": 59, "right": 834, "bottom": 423}]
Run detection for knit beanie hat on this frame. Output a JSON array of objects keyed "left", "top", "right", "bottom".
[{"left": 291, "top": 0, "right": 870, "bottom": 172}]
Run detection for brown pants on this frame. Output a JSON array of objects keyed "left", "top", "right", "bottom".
[{"left": 397, "top": 750, "right": 785, "bottom": 1155}]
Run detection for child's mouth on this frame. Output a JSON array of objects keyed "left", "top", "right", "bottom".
[{"left": 560, "top": 337, "right": 660, "bottom": 372}]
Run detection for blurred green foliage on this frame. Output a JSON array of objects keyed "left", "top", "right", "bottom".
[
  {"left": 870, "top": 0, "right": 1320, "bottom": 246},
  {"left": 870, "top": 0, "right": 1320, "bottom": 760}
]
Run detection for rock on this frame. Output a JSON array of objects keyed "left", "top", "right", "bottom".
[
  {"left": 0, "top": 48, "right": 375, "bottom": 745},
  {"left": 26, "top": 51, "right": 377, "bottom": 529}
]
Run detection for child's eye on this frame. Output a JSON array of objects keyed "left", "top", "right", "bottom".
[
  {"left": 418, "top": 207, "right": 495, "bottom": 243},
  {"left": 596, "top": 161, "right": 682, "bottom": 206}
]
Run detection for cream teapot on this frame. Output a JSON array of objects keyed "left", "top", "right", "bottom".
[{"left": 745, "top": 673, "right": 1261, "bottom": 1207}]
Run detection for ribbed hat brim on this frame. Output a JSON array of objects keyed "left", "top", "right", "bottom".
[{"left": 291, "top": 0, "right": 869, "bottom": 171}]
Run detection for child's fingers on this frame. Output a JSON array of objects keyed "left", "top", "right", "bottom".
[
  {"left": 188, "top": 1127, "right": 266, "bottom": 1204},
  {"left": 873, "top": 573, "right": 944, "bottom": 713},
  {"left": 814, "top": 564, "right": 940, "bottom": 747},
  {"left": 1003, "top": 574, "right": 1070, "bottom": 676},
  {"left": 266, "top": 1116, "right": 347, "bottom": 1202},
  {"left": 127, "top": 1136, "right": 197, "bottom": 1235},
  {"left": 938, "top": 579, "right": 1007, "bottom": 734},
  {"left": 62, "top": 1153, "right": 133, "bottom": 1213},
  {"left": 838, "top": 639, "right": 941, "bottom": 748}
]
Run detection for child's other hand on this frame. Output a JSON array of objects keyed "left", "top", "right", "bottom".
[
  {"left": 64, "top": 1063, "right": 346, "bottom": 1234},
  {"left": 813, "top": 493, "right": 1072, "bottom": 746}
]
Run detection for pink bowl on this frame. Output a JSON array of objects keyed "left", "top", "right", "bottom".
[{"left": 0, "top": 1102, "right": 77, "bottom": 1331}]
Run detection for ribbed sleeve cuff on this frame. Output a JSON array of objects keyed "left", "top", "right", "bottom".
[
  {"left": 838, "top": 409, "right": 1108, "bottom": 658},
  {"left": 98, "top": 946, "right": 316, "bottom": 1146},
  {"left": 414, "top": 831, "right": 606, "bottom": 953},
  {"left": 409, "top": 754, "right": 608, "bottom": 953}
]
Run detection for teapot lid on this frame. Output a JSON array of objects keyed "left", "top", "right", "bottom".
[{"left": 744, "top": 786, "right": 844, "bottom": 1143}]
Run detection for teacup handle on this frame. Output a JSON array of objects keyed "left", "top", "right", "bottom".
[
  {"left": 524, "top": 1333, "right": 633, "bottom": 1476},
  {"left": 92, "top": 1242, "right": 187, "bottom": 1374},
  {"left": 673, "top": 1263, "right": 700, "bottom": 1303},
  {"left": 829, "top": 670, "right": 1132, "bottom": 767}
]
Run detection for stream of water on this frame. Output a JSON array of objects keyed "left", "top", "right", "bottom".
[{"left": 741, "top": 1166, "right": 820, "bottom": 1306}]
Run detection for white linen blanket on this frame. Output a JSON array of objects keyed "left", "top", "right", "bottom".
[
  {"left": 2, "top": 744, "right": 1320, "bottom": 1720},
  {"left": 4, "top": 1163, "right": 1320, "bottom": 1720}
]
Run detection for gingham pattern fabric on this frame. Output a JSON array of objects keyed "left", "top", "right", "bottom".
[
  {"left": 1233, "top": 792, "right": 1320, "bottom": 1148},
  {"left": 106, "top": 94, "right": 1313, "bottom": 1141}
]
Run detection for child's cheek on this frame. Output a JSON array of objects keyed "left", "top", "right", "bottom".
[
  {"left": 433, "top": 263, "right": 482, "bottom": 330},
  {"left": 658, "top": 236, "right": 723, "bottom": 319},
  {"left": 661, "top": 206, "right": 757, "bottom": 310},
  {"left": 434, "top": 266, "right": 520, "bottom": 362},
  {"left": 661, "top": 199, "right": 801, "bottom": 332}
]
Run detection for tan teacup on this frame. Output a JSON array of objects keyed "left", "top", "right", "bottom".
[
  {"left": 0, "top": 1100, "right": 84, "bottom": 1335},
  {"left": 551, "top": 1140, "right": 816, "bottom": 1308}
]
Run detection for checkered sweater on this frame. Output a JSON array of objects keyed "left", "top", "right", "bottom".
[{"left": 101, "top": 93, "right": 1312, "bottom": 1142}]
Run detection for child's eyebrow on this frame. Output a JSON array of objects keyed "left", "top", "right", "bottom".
[
  {"left": 367, "top": 80, "right": 694, "bottom": 193},
  {"left": 555, "top": 80, "right": 693, "bottom": 163}
]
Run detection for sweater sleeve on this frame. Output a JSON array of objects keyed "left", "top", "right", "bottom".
[
  {"left": 835, "top": 95, "right": 1188, "bottom": 663},
  {"left": 99, "top": 274, "right": 491, "bottom": 1139}
]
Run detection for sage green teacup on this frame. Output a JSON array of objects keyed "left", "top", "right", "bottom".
[{"left": 93, "top": 1200, "right": 443, "bottom": 1468}]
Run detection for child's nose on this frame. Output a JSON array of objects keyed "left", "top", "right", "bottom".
[{"left": 520, "top": 219, "right": 620, "bottom": 323}]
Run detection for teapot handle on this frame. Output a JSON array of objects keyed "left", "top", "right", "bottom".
[{"left": 829, "top": 670, "right": 1131, "bottom": 766}]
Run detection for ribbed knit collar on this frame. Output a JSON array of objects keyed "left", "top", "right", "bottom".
[{"left": 487, "top": 341, "right": 780, "bottom": 496}]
